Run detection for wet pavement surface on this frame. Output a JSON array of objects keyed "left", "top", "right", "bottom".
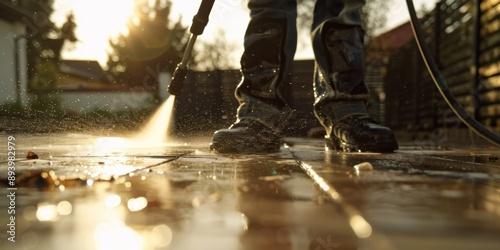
[{"left": 0, "top": 133, "right": 499, "bottom": 250}]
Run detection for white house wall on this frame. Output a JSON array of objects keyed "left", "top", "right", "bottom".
[
  {"left": 28, "top": 91, "right": 157, "bottom": 114},
  {"left": 0, "top": 19, "right": 26, "bottom": 106}
]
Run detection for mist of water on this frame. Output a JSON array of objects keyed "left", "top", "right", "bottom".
[
  {"left": 134, "top": 95, "right": 176, "bottom": 145},
  {"left": 94, "top": 95, "right": 176, "bottom": 151}
]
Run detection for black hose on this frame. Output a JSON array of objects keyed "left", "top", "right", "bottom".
[{"left": 406, "top": 0, "right": 500, "bottom": 146}]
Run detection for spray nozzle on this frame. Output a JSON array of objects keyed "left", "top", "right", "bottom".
[
  {"left": 168, "top": 0, "right": 215, "bottom": 96},
  {"left": 168, "top": 64, "right": 188, "bottom": 95}
]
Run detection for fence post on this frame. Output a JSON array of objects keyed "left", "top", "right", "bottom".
[
  {"left": 433, "top": 1, "right": 443, "bottom": 129},
  {"left": 434, "top": 1, "right": 442, "bottom": 68},
  {"left": 472, "top": 0, "right": 482, "bottom": 120}
]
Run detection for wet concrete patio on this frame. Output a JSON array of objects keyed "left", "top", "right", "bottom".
[{"left": 1, "top": 133, "right": 499, "bottom": 250}]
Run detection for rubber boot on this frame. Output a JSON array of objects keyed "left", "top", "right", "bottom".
[
  {"left": 211, "top": 1, "right": 297, "bottom": 154},
  {"left": 210, "top": 119, "right": 282, "bottom": 154},
  {"left": 325, "top": 113, "right": 399, "bottom": 152},
  {"left": 312, "top": 23, "right": 398, "bottom": 153}
]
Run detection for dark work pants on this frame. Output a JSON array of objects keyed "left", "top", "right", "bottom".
[{"left": 235, "top": 0, "right": 369, "bottom": 133}]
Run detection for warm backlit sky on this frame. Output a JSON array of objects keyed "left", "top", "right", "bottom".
[{"left": 51, "top": 0, "right": 438, "bottom": 69}]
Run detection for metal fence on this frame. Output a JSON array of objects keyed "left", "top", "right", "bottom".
[{"left": 384, "top": 0, "right": 500, "bottom": 132}]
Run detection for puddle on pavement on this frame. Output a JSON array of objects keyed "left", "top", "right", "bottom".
[
  {"left": 302, "top": 151, "right": 500, "bottom": 249},
  {"left": 3, "top": 134, "right": 499, "bottom": 249},
  {"left": 0, "top": 136, "right": 358, "bottom": 250}
]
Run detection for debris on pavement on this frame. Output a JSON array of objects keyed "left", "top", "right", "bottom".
[
  {"left": 1, "top": 134, "right": 499, "bottom": 250},
  {"left": 354, "top": 162, "right": 374, "bottom": 171},
  {"left": 26, "top": 151, "right": 39, "bottom": 159}
]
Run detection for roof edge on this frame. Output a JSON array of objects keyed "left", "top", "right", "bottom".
[{"left": 0, "top": 1, "right": 33, "bottom": 23}]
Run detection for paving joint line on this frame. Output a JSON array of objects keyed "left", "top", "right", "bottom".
[{"left": 285, "top": 146, "right": 397, "bottom": 250}]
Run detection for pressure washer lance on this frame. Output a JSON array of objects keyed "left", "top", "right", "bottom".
[{"left": 168, "top": 0, "right": 216, "bottom": 95}]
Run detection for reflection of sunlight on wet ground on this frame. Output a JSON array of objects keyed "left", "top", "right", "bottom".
[
  {"left": 105, "top": 194, "right": 121, "bottom": 209},
  {"left": 127, "top": 196, "right": 148, "bottom": 212},
  {"left": 95, "top": 222, "right": 174, "bottom": 250},
  {"left": 93, "top": 136, "right": 168, "bottom": 153},
  {"left": 93, "top": 135, "right": 180, "bottom": 151},
  {"left": 21, "top": 185, "right": 176, "bottom": 249},
  {"left": 3, "top": 132, "right": 500, "bottom": 250},
  {"left": 36, "top": 202, "right": 61, "bottom": 222},
  {"left": 94, "top": 192, "right": 174, "bottom": 250},
  {"left": 94, "top": 137, "right": 134, "bottom": 150},
  {"left": 349, "top": 214, "right": 372, "bottom": 239},
  {"left": 25, "top": 201, "right": 72, "bottom": 223},
  {"left": 93, "top": 134, "right": 185, "bottom": 154},
  {"left": 94, "top": 192, "right": 138, "bottom": 250},
  {"left": 94, "top": 221, "right": 143, "bottom": 250}
]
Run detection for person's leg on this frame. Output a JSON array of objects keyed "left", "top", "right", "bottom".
[
  {"left": 211, "top": 0, "right": 297, "bottom": 153},
  {"left": 311, "top": 0, "right": 398, "bottom": 152}
]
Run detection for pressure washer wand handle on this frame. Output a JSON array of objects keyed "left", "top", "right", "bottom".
[
  {"left": 168, "top": 0, "right": 216, "bottom": 95},
  {"left": 191, "top": 0, "right": 216, "bottom": 35},
  {"left": 168, "top": 34, "right": 197, "bottom": 95}
]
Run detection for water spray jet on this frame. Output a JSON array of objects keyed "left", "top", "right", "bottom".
[{"left": 127, "top": 0, "right": 215, "bottom": 147}]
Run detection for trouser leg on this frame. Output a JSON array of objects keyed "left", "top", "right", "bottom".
[
  {"left": 310, "top": 0, "right": 398, "bottom": 153},
  {"left": 234, "top": 0, "right": 297, "bottom": 133},
  {"left": 311, "top": 0, "right": 369, "bottom": 127}
]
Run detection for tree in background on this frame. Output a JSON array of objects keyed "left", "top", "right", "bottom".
[
  {"left": 10, "top": 0, "right": 77, "bottom": 89},
  {"left": 191, "top": 28, "right": 239, "bottom": 71},
  {"left": 106, "top": 0, "right": 188, "bottom": 90},
  {"left": 360, "top": 0, "right": 392, "bottom": 40},
  {"left": 296, "top": 0, "right": 392, "bottom": 48}
]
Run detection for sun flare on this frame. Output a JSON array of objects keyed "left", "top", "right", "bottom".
[
  {"left": 75, "top": 0, "right": 135, "bottom": 39},
  {"left": 54, "top": 0, "right": 135, "bottom": 65}
]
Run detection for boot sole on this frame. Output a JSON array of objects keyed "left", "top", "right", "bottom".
[
  {"left": 325, "top": 135, "right": 398, "bottom": 153},
  {"left": 211, "top": 134, "right": 281, "bottom": 154}
]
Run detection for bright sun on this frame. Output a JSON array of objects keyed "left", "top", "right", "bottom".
[
  {"left": 74, "top": 0, "right": 135, "bottom": 39},
  {"left": 54, "top": 0, "right": 135, "bottom": 66},
  {"left": 55, "top": 0, "right": 246, "bottom": 67}
]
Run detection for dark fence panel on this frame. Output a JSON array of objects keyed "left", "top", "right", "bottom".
[
  {"left": 172, "top": 60, "right": 321, "bottom": 136},
  {"left": 282, "top": 60, "right": 322, "bottom": 136},
  {"left": 478, "top": 0, "right": 500, "bottom": 127},
  {"left": 172, "top": 70, "right": 240, "bottom": 135},
  {"left": 384, "top": 0, "right": 500, "bottom": 133}
]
